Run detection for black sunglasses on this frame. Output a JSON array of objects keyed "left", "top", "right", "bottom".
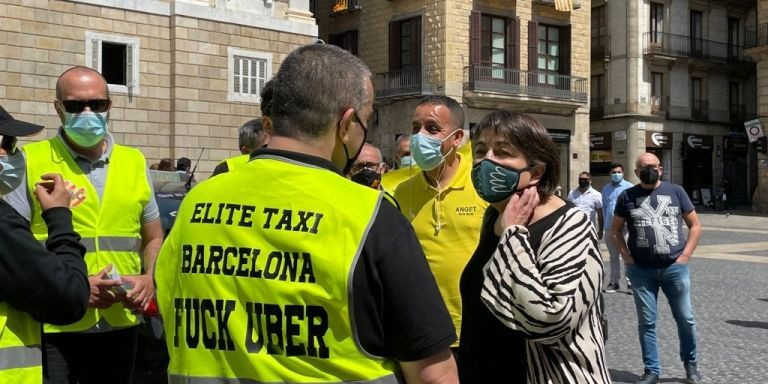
[
  {"left": 0, "top": 135, "right": 18, "bottom": 154},
  {"left": 58, "top": 99, "right": 111, "bottom": 113}
]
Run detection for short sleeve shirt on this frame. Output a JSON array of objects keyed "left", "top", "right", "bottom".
[
  {"left": 567, "top": 186, "right": 603, "bottom": 227},
  {"left": 601, "top": 180, "right": 634, "bottom": 230},
  {"left": 614, "top": 182, "right": 695, "bottom": 268}
]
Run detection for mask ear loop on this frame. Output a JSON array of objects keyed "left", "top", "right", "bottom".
[{"left": 431, "top": 130, "right": 460, "bottom": 234}]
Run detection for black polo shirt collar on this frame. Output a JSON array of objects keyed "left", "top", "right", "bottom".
[{"left": 250, "top": 148, "right": 342, "bottom": 175}]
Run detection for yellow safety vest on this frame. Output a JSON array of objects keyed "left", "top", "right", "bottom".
[
  {"left": 155, "top": 154, "right": 397, "bottom": 383},
  {"left": 23, "top": 136, "right": 150, "bottom": 333},
  {"left": 224, "top": 154, "right": 250, "bottom": 173},
  {"left": 0, "top": 303, "right": 42, "bottom": 383}
]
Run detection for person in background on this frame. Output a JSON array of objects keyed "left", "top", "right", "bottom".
[
  {"left": 212, "top": 79, "right": 274, "bottom": 176},
  {"left": 462, "top": 111, "right": 609, "bottom": 384},
  {"left": 601, "top": 163, "right": 634, "bottom": 292},
  {"left": 381, "top": 134, "right": 420, "bottom": 194},
  {"left": 158, "top": 158, "right": 174, "bottom": 171},
  {"left": 5, "top": 66, "right": 164, "bottom": 384},
  {"left": 154, "top": 43, "right": 458, "bottom": 384},
  {"left": 395, "top": 134, "right": 412, "bottom": 168},
  {"left": 176, "top": 157, "right": 191, "bottom": 174},
  {"left": 611, "top": 153, "right": 702, "bottom": 384},
  {"left": 567, "top": 171, "right": 604, "bottom": 235},
  {"left": 0, "top": 106, "right": 90, "bottom": 383},
  {"left": 394, "top": 95, "right": 488, "bottom": 360},
  {"left": 350, "top": 142, "right": 399, "bottom": 209}
]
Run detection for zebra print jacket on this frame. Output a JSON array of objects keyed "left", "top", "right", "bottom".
[{"left": 481, "top": 205, "right": 612, "bottom": 384}]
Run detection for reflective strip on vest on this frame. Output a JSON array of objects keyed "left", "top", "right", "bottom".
[
  {"left": 39, "top": 237, "right": 140, "bottom": 253},
  {"left": 0, "top": 345, "right": 42, "bottom": 370},
  {"left": 168, "top": 374, "right": 399, "bottom": 384}
]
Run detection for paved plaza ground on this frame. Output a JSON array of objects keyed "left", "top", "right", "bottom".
[{"left": 603, "top": 209, "right": 768, "bottom": 383}]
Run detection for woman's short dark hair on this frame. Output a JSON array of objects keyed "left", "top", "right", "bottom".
[{"left": 471, "top": 111, "right": 560, "bottom": 197}]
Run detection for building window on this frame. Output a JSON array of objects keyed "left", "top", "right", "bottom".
[
  {"left": 481, "top": 15, "right": 506, "bottom": 68},
  {"left": 227, "top": 47, "right": 272, "bottom": 103},
  {"left": 728, "top": 18, "right": 740, "bottom": 61},
  {"left": 538, "top": 24, "right": 560, "bottom": 84},
  {"left": 651, "top": 72, "right": 663, "bottom": 111},
  {"left": 691, "top": 77, "right": 705, "bottom": 119},
  {"left": 389, "top": 16, "right": 421, "bottom": 70},
  {"left": 590, "top": 74, "right": 605, "bottom": 117},
  {"left": 729, "top": 82, "right": 741, "bottom": 120},
  {"left": 85, "top": 31, "right": 140, "bottom": 95},
  {"left": 330, "top": 30, "right": 359, "bottom": 56},
  {"left": 650, "top": 2, "right": 664, "bottom": 43},
  {"left": 690, "top": 10, "right": 703, "bottom": 55}
]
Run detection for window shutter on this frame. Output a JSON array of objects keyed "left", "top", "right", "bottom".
[
  {"left": 91, "top": 39, "right": 101, "bottom": 70},
  {"left": 507, "top": 16, "right": 519, "bottom": 69},
  {"left": 233, "top": 57, "right": 241, "bottom": 93},
  {"left": 560, "top": 25, "right": 571, "bottom": 76},
  {"left": 125, "top": 44, "right": 134, "bottom": 88},
  {"left": 351, "top": 30, "right": 359, "bottom": 56},
  {"left": 470, "top": 11, "right": 481, "bottom": 65},
  {"left": 413, "top": 17, "right": 422, "bottom": 67},
  {"left": 389, "top": 20, "right": 401, "bottom": 70},
  {"left": 527, "top": 21, "right": 538, "bottom": 73}
]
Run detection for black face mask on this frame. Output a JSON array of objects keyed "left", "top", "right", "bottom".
[
  {"left": 341, "top": 112, "right": 368, "bottom": 175},
  {"left": 351, "top": 169, "right": 382, "bottom": 189},
  {"left": 639, "top": 167, "right": 660, "bottom": 184},
  {"left": 578, "top": 179, "right": 590, "bottom": 189}
]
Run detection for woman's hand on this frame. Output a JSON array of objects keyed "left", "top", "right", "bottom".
[{"left": 500, "top": 186, "right": 540, "bottom": 229}]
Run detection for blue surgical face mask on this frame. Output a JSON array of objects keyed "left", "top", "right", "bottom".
[
  {"left": 399, "top": 155, "right": 414, "bottom": 168},
  {"left": 410, "top": 130, "right": 458, "bottom": 171},
  {"left": 471, "top": 159, "right": 533, "bottom": 203},
  {"left": 610, "top": 172, "right": 624, "bottom": 184},
  {"left": 0, "top": 151, "right": 26, "bottom": 195},
  {"left": 62, "top": 111, "right": 108, "bottom": 148}
]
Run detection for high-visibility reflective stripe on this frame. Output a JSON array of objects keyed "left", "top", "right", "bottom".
[
  {"left": 0, "top": 345, "right": 42, "bottom": 370},
  {"left": 168, "top": 374, "right": 399, "bottom": 384},
  {"left": 40, "top": 237, "right": 140, "bottom": 253},
  {"left": 98, "top": 237, "right": 141, "bottom": 252}
]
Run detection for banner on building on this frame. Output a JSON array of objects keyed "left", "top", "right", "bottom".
[{"left": 744, "top": 119, "right": 765, "bottom": 143}]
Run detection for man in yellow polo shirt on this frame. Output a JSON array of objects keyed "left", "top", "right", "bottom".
[{"left": 394, "top": 95, "right": 488, "bottom": 357}]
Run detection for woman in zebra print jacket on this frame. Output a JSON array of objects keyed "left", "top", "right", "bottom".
[{"left": 459, "top": 111, "right": 611, "bottom": 384}]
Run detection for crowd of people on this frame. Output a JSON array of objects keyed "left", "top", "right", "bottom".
[{"left": 0, "top": 43, "right": 703, "bottom": 384}]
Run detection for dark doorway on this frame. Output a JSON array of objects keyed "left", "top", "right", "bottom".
[
  {"left": 723, "top": 155, "right": 748, "bottom": 206},
  {"left": 683, "top": 151, "right": 712, "bottom": 204}
]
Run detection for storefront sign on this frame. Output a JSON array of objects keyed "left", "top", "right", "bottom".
[
  {"left": 646, "top": 131, "right": 673, "bottom": 149},
  {"left": 744, "top": 119, "right": 765, "bottom": 143},
  {"left": 683, "top": 134, "right": 713, "bottom": 151},
  {"left": 724, "top": 134, "right": 749, "bottom": 153},
  {"left": 614, "top": 130, "right": 627, "bottom": 141},
  {"left": 548, "top": 129, "right": 570, "bottom": 143},
  {"left": 589, "top": 132, "right": 611, "bottom": 150}
]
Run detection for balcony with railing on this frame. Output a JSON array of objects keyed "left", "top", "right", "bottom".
[
  {"left": 643, "top": 32, "right": 753, "bottom": 66},
  {"left": 591, "top": 35, "right": 610, "bottom": 61},
  {"left": 330, "top": 0, "right": 360, "bottom": 16},
  {"left": 464, "top": 66, "right": 588, "bottom": 104},
  {"left": 375, "top": 67, "right": 432, "bottom": 99},
  {"left": 590, "top": 97, "right": 604, "bottom": 119},
  {"left": 691, "top": 99, "right": 709, "bottom": 121},
  {"left": 651, "top": 95, "right": 666, "bottom": 117},
  {"left": 746, "top": 24, "right": 768, "bottom": 48}
]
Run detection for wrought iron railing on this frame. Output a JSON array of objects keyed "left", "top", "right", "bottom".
[
  {"left": 691, "top": 99, "right": 708, "bottom": 121},
  {"left": 465, "top": 65, "right": 588, "bottom": 103},
  {"left": 590, "top": 96, "right": 604, "bottom": 118},
  {"left": 591, "top": 35, "right": 610, "bottom": 60},
  {"left": 643, "top": 32, "right": 752, "bottom": 65},
  {"left": 746, "top": 24, "right": 768, "bottom": 48},
  {"left": 375, "top": 67, "right": 432, "bottom": 99}
]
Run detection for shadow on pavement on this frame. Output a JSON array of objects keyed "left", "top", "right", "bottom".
[
  {"left": 757, "top": 298, "right": 768, "bottom": 303},
  {"left": 609, "top": 369, "right": 638, "bottom": 382},
  {"left": 726, "top": 319, "right": 768, "bottom": 330}
]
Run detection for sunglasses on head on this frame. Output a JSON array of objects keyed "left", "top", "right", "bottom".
[
  {"left": 0, "top": 135, "right": 18, "bottom": 155},
  {"left": 58, "top": 99, "right": 111, "bottom": 113}
]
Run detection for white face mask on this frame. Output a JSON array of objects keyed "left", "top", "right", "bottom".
[{"left": 0, "top": 151, "right": 26, "bottom": 195}]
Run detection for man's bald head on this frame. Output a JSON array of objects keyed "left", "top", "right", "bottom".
[
  {"left": 635, "top": 152, "right": 660, "bottom": 169},
  {"left": 55, "top": 66, "right": 110, "bottom": 101},
  {"left": 357, "top": 143, "right": 383, "bottom": 165}
]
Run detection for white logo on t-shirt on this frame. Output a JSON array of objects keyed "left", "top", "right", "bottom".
[{"left": 630, "top": 195, "right": 680, "bottom": 254}]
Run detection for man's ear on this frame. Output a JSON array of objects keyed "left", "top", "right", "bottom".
[
  {"left": 337, "top": 108, "right": 355, "bottom": 145},
  {"left": 452, "top": 128, "right": 464, "bottom": 147}
]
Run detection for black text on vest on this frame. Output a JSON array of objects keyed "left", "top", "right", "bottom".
[
  {"left": 173, "top": 298, "right": 237, "bottom": 351},
  {"left": 180, "top": 245, "right": 316, "bottom": 284},
  {"left": 245, "top": 302, "right": 330, "bottom": 358},
  {"left": 189, "top": 202, "right": 324, "bottom": 234}
]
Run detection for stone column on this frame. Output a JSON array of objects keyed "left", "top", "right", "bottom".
[{"left": 286, "top": 0, "right": 314, "bottom": 24}]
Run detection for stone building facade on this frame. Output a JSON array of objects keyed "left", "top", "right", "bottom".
[
  {"left": 590, "top": 0, "right": 758, "bottom": 207},
  {"left": 746, "top": 0, "right": 768, "bottom": 212},
  {"left": 1, "top": 0, "right": 316, "bottom": 176},
  {"left": 314, "top": 0, "right": 590, "bottom": 192}
]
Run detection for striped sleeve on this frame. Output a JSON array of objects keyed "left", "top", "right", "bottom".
[{"left": 480, "top": 208, "right": 603, "bottom": 344}]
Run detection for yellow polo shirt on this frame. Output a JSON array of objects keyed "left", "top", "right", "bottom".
[
  {"left": 394, "top": 152, "right": 488, "bottom": 347},
  {"left": 381, "top": 165, "right": 420, "bottom": 194}
]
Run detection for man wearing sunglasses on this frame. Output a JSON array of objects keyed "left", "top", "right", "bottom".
[
  {"left": 0, "top": 106, "right": 90, "bottom": 383},
  {"left": 4, "top": 66, "right": 164, "bottom": 384}
]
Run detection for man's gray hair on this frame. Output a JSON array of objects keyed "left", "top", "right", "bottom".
[
  {"left": 239, "top": 119, "right": 267, "bottom": 152},
  {"left": 270, "top": 44, "right": 371, "bottom": 140}
]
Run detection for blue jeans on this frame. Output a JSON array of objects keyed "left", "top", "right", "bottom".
[{"left": 626, "top": 262, "right": 697, "bottom": 374}]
